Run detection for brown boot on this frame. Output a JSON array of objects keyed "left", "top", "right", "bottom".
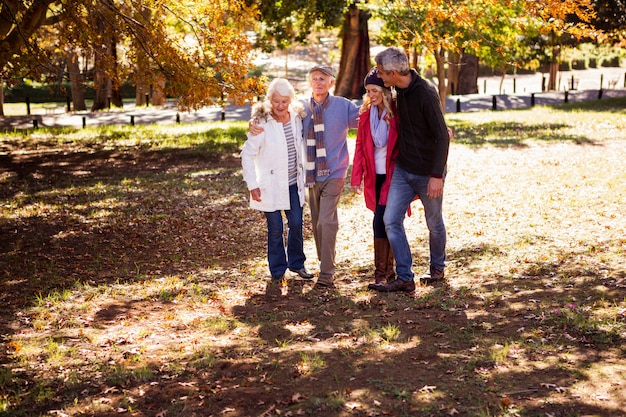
[
  {"left": 384, "top": 240, "right": 396, "bottom": 283},
  {"left": 371, "top": 238, "right": 388, "bottom": 287}
]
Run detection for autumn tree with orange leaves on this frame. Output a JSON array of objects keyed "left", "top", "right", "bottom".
[
  {"left": 0, "top": 0, "right": 264, "bottom": 113},
  {"left": 375, "top": 0, "right": 600, "bottom": 111}
]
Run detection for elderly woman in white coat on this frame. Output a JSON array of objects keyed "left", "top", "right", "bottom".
[{"left": 241, "top": 78, "right": 314, "bottom": 282}]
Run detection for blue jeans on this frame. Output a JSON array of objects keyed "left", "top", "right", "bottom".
[
  {"left": 383, "top": 166, "right": 446, "bottom": 282},
  {"left": 263, "top": 184, "right": 306, "bottom": 277}
]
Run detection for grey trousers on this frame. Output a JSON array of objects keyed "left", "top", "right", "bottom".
[{"left": 307, "top": 178, "right": 345, "bottom": 279}]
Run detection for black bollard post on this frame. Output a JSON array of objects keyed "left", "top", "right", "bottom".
[
  {"left": 570, "top": 75, "right": 574, "bottom": 90},
  {"left": 130, "top": 115, "right": 135, "bottom": 126},
  {"left": 598, "top": 89, "right": 603, "bottom": 100},
  {"left": 600, "top": 74, "right": 604, "bottom": 90},
  {"left": 176, "top": 113, "right": 180, "bottom": 124},
  {"left": 33, "top": 119, "right": 38, "bottom": 129},
  {"left": 107, "top": 96, "right": 111, "bottom": 109},
  {"left": 456, "top": 98, "right": 461, "bottom": 113},
  {"left": 541, "top": 76, "right": 546, "bottom": 92},
  {"left": 513, "top": 78, "right": 516, "bottom": 94},
  {"left": 492, "top": 95, "right": 497, "bottom": 111},
  {"left": 26, "top": 97, "right": 31, "bottom": 115},
  {"left": 221, "top": 109, "right": 225, "bottom": 121},
  {"left": 66, "top": 96, "right": 71, "bottom": 112},
  {"left": 531, "top": 93, "right": 535, "bottom": 107},
  {"left": 82, "top": 116, "right": 86, "bottom": 128},
  {"left": 145, "top": 93, "right": 149, "bottom": 107},
  {"left": 564, "top": 91, "right": 568, "bottom": 103}
]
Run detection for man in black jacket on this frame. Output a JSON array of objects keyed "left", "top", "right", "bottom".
[{"left": 371, "top": 46, "right": 450, "bottom": 292}]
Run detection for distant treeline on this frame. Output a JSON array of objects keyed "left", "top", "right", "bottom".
[{"left": 5, "top": 82, "right": 137, "bottom": 103}]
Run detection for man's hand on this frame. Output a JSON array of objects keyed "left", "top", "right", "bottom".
[
  {"left": 427, "top": 177, "right": 443, "bottom": 199},
  {"left": 250, "top": 188, "right": 261, "bottom": 202},
  {"left": 249, "top": 119, "right": 264, "bottom": 135},
  {"left": 351, "top": 183, "right": 363, "bottom": 194}
]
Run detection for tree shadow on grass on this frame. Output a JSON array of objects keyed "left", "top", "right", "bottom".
[
  {"left": 3, "top": 228, "right": 624, "bottom": 416},
  {"left": 0, "top": 138, "right": 263, "bottom": 343}
]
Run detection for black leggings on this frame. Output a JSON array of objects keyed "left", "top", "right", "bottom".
[{"left": 373, "top": 174, "right": 387, "bottom": 239}]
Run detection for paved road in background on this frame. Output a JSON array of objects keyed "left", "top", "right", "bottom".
[{"left": 3, "top": 66, "right": 625, "bottom": 130}]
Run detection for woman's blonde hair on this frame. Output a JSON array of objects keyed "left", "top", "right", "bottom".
[{"left": 360, "top": 85, "right": 394, "bottom": 120}]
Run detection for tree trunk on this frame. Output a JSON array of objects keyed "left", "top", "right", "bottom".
[
  {"left": 457, "top": 53, "right": 479, "bottom": 94},
  {"left": 152, "top": 77, "right": 166, "bottom": 106},
  {"left": 135, "top": 70, "right": 150, "bottom": 107},
  {"left": 109, "top": 37, "right": 123, "bottom": 108},
  {"left": 67, "top": 51, "right": 86, "bottom": 111},
  {"left": 410, "top": 46, "right": 420, "bottom": 70},
  {"left": 447, "top": 52, "right": 460, "bottom": 96},
  {"left": 334, "top": 2, "right": 370, "bottom": 99},
  {"left": 92, "top": 36, "right": 122, "bottom": 111},
  {"left": 0, "top": 82, "right": 4, "bottom": 116},
  {"left": 547, "top": 45, "right": 560, "bottom": 91},
  {"left": 434, "top": 48, "right": 447, "bottom": 113}
]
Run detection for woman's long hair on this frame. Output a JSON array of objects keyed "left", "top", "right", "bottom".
[{"left": 360, "top": 85, "right": 394, "bottom": 121}]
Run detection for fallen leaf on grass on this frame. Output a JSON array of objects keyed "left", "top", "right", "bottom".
[{"left": 345, "top": 401, "right": 360, "bottom": 409}]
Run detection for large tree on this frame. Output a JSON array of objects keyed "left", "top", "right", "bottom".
[
  {"left": 246, "top": 0, "right": 371, "bottom": 99},
  {"left": 0, "top": 0, "right": 263, "bottom": 113},
  {"left": 334, "top": 2, "right": 371, "bottom": 98}
]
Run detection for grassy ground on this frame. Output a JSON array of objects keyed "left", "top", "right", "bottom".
[{"left": 1, "top": 97, "right": 625, "bottom": 417}]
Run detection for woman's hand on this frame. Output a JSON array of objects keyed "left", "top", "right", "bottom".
[{"left": 250, "top": 188, "right": 262, "bottom": 202}]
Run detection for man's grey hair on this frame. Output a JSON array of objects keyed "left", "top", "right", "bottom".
[{"left": 374, "top": 47, "right": 410, "bottom": 75}]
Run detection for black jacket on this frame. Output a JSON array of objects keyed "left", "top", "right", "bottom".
[{"left": 395, "top": 69, "right": 450, "bottom": 178}]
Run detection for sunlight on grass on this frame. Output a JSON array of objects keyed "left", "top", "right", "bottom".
[
  {"left": 296, "top": 352, "right": 326, "bottom": 375},
  {"left": 2, "top": 99, "right": 625, "bottom": 416}
]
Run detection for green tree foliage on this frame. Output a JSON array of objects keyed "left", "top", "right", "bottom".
[{"left": 244, "top": 0, "right": 346, "bottom": 50}]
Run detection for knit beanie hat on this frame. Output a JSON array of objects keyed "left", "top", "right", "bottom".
[{"left": 363, "top": 67, "right": 387, "bottom": 89}]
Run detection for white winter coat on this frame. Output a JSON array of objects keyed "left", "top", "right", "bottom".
[{"left": 241, "top": 102, "right": 307, "bottom": 212}]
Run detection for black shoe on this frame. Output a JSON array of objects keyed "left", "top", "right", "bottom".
[
  {"left": 271, "top": 274, "right": 285, "bottom": 283},
  {"left": 367, "top": 282, "right": 385, "bottom": 291},
  {"left": 420, "top": 268, "right": 444, "bottom": 284},
  {"left": 290, "top": 267, "right": 314, "bottom": 279},
  {"left": 374, "top": 278, "right": 415, "bottom": 293}
]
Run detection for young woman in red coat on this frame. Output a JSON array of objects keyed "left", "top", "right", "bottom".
[{"left": 351, "top": 67, "right": 400, "bottom": 289}]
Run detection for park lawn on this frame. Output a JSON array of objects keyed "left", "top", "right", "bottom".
[{"left": 1, "top": 98, "right": 625, "bottom": 417}]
